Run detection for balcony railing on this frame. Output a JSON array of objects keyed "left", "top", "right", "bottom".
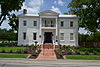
[{"left": 42, "top": 24, "right": 56, "bottom": 27}]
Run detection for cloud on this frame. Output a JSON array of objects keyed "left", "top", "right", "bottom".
[
  {"left": 21, "top": 0, "right": 44, "bottom": 14},
  {"left": 51, "top": 6, "right": 61, "bottom": 14},
  {"left": 54, "top": 0, "right": 64, "bottom": 6},
  {"left": 58, "top": 0, "right": 64, "bottom": 6}
]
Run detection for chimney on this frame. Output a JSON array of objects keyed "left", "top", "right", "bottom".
[
  {"left": 69, "top": 10, "right": 74, "bottom": 15},
  {"left": 23, "top": 9, "right": 27, "bottom": 14}
]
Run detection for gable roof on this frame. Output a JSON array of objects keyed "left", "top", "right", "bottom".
[{"left": 39, "top": 10, "right": 59, "bottom": 16}]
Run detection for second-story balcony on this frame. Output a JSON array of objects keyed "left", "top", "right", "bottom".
[
  {"left": 41, "top": 18, "right": 56, "bottom": 28},
  {"left": 42, "top": 23, "right": 56, "bottom": 27}
]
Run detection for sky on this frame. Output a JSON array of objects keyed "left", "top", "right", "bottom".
[{"left": 0, "top": 0, "right": 87, "bottom": 34}]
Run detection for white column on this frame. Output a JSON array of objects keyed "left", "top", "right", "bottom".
[
  {"left": 56, "top": 17, "right": 58, "bottom": 45},
  {"left": 39, "top": 17, "right": 42, "bottom": 45}
]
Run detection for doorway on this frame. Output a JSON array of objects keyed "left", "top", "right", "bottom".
[{"left": 44, "top": 32, "right": 53, "bottom": 44}]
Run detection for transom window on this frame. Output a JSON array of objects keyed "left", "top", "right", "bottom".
[
  {"left": 23, "top": 20, "right": 27, "bottom": 26},
  {"left": 33, "top": 21, "right": 37, "bottom": 26},
  {"left": 60, "top": 33, "right": 64, "bottom": 40},
  {"left": 70, "top": 33, "right": 74, "bottom": 40}
]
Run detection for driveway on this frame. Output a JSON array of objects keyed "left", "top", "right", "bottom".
[{"left": 0, "top": 58, "right": 100, "bottom": 67}]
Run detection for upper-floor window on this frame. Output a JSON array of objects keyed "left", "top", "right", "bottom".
[
  {"left": 33, "top": 21, "right": 37, "bottom": 26},
  {"left": 23, "top": 20, "right": 27, "bottom": 26},
  {"left": 23, "top": 32, "right": 26, "bottom": 40},
  {"left": 61, "top": 21, "right": 64, "bottom": 27},
  {"left": 70, "top": 21, "right": 73, "bottom": 27},
  {"left": 33, "top": 33, "right": 37, "bottom": 40},
  {"left": 70, "top": 33, "right": 74, "bottom": 40},
  {"left": 60, "top": 33, "right": 64, "bottom": 41}
]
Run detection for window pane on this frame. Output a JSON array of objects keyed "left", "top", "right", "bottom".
[
  {"left": 70, "top": 21, "right": 73, "bottom": 27},
  {"left": 70, "top": 33, "right": 74, "bottom": 40},
  {"left": 23, "top": 20, "right": 26, "bottom": 26},
  {"left": 33, "top": 21, "right": 37, "bottom": 26},
  {"left": 23, "top": 32, "right": 26, "bottom": 40},
  {"left": 33, "top": 33, "right": 36, "bottom": 40},
  {"left": 60, "top": 33, "right": 64, "bottom": 40},
  {"left": 61, "top": 21, "right": 64, "bottom": 27}
]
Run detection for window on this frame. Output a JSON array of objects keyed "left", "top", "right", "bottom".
[
  {"left": 70, "top": 33, "right": 74, "bottom": 40},
  {"left": 33, "top": 33, "right": 37, "bottom": 40},
  {"left": 61, "top": 21, "right": 64, "bottom": 27},
  {"left": 60, "top": 33, "right": 64, "bottom": 40},
  {"left": 23, "top": 20, "right": 27, "bottom": 26},
  {"left": 23, "top": 32, "right": 26, "bottom": 40},
  {"left": 70, "top": 21, "right": 73, "bottom": 27},
  {"left": 33, "top": 21, "right": 37, "bottom": 26}
]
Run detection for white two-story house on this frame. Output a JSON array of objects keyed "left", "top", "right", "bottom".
[{"left": 18, "top": 10, "right": 78, "bottom": 46}]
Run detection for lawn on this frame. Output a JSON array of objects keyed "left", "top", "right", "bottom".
[
  {"left": 0, "top": 54, "right": 28, "bottom": 58},
  {"left": 0, "top": 47, "right": 25, "bottom": 52},
  {"left": 67, "top": 55, "right": 100, "bottom": 60}
]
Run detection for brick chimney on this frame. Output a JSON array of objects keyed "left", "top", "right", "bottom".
[
  {"left": 23, "top": 9, "right": 27, "bottom": 14},
  {"left": 69, "top": 10, "right": 74, "bottom": 15}
]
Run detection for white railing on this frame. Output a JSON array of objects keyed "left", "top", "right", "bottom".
[{"left": 42, "top": 24, "right": 56, "bottom": 27}]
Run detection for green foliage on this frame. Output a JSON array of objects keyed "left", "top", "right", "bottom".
[
  {"left": 0, "top": 29, "right": 17, "bottom": 41},
  {"left": 0, "top": 54, "right": 28, "bottom": 58},
  {"left": 0, "top": 0, "right": 25, "bottom": 25},
  {"left": 68, "top": 0, "right": 100, "bottom": 32},
  {"left": 0, "top": 47, "right": 25, "bottom": 53},
  {"left": 67, "top": 55, "right": 100, "bottom": 60},
  {"left": 79, "top": 31, "right": 100, "bottom": 42},
  {"left": 9, "top": 14, "right": 18, "bottom": 32},
  {"left": 0, "top": 43, "right": 17, "bottom": 47},
  {"left": 61, "top": 45, "right": 100, "bottom": 55}
]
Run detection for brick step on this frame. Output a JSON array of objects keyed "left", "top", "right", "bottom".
[{"left": 37, "top": 44, "right": 57, "bottom": 60}]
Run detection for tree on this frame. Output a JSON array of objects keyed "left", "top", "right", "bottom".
[
  {"left": 68, "top": 0, "right": 100, "bottom": 32},
  {"left": 9, "top": 14, "right": 18, "bottom": 32},
  {"left": 0, "top": 0, "right": 25, "bottom": 25},
  {"left": 0, "top": 28, "right": 17, "bottom": 41}
]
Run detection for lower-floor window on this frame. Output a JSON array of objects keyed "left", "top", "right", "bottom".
[
  {"left": 33, "top": 33, "right": 37, "bottom": 40},
  {"left": 23, "top": 32, "right": 26, "bottom": 40},
  {"left": 70, "top": 33, "right": 74, "bottom": 40},
  {"left": 60, "top": 33, "right": 64, "bottom": 41}
]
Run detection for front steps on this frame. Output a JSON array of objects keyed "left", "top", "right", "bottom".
[{"left": 37, "top": 44, "right": 58, "bottom": 60}]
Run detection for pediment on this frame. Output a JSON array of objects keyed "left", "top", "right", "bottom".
[{"left": 39, "top": 10, "right": 59, "bottom": 16}]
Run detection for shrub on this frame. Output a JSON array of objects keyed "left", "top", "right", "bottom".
[
  {"left": 0, "top": 43, "right": 17, "bottom": 47},
  {"left": 2, "top": 49, "right": 5, "bottom": 53},
  {"left": 10, "top": 50, "right": 13, "bottom": 53},
  {"left": 67, "top": 51, "right": 72, "bottom": 55}
]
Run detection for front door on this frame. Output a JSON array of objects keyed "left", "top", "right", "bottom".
[{"left": 44, "top": 32, "right": 53, "bottom": 44}]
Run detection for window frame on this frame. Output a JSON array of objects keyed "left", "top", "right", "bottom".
[
  {"left": 33, "top": 33, "right": 37, "bottom": 40},
  {"left": 60, "top": 33, "right": 64, "bottom": 41},
  {"left": 23, "top": 20, "right": 27, "bottom": 26},
  {"left": 33, "top": 21, "right": 37, "bottom": 26},
  {"left": 23, "top": 32, "right": 26, "bottom": 40},
  {"left": 61, "top": 21, "right": 64, "bottom": 27},
  {"left": 70, "top": 33, "right": 74, "bottom": 41},
  {"left": 70, "top": 21, "right": 73, "bottom": 27}
]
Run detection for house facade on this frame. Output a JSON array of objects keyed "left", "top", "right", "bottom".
[{"left": 18, "top": 10, "right": 78, "bottom": 46}]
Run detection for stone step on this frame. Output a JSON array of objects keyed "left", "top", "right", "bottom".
[{"left": 37, "top": 44, "right": 57, "bottom": 60}]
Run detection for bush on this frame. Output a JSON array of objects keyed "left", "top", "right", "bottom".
[
  {"left": 10, "top": 50, "right": 13, "bottom": 53},
  {"left": 0, "top": 43, "right": 17, "bottom": 47},
  {"left": 67, "top": 51, "right": 72, "bottom": 55},
  {"left": 2, "top": 50, "right": 5, "bottom": 53}
]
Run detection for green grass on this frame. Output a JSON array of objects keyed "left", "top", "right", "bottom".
[
  {"left": 67, "top": 55, "right": 100, "bottom": 60},
  {"left": 0, "top": 47, "right": 25, "bottom": 52},
  {"left": 0, "top": 54, "right": 28, "bottom": 58}
]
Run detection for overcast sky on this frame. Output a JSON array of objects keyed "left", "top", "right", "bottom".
[{"left": 0, "top": 0, "right": 87, "bottom": 34}]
